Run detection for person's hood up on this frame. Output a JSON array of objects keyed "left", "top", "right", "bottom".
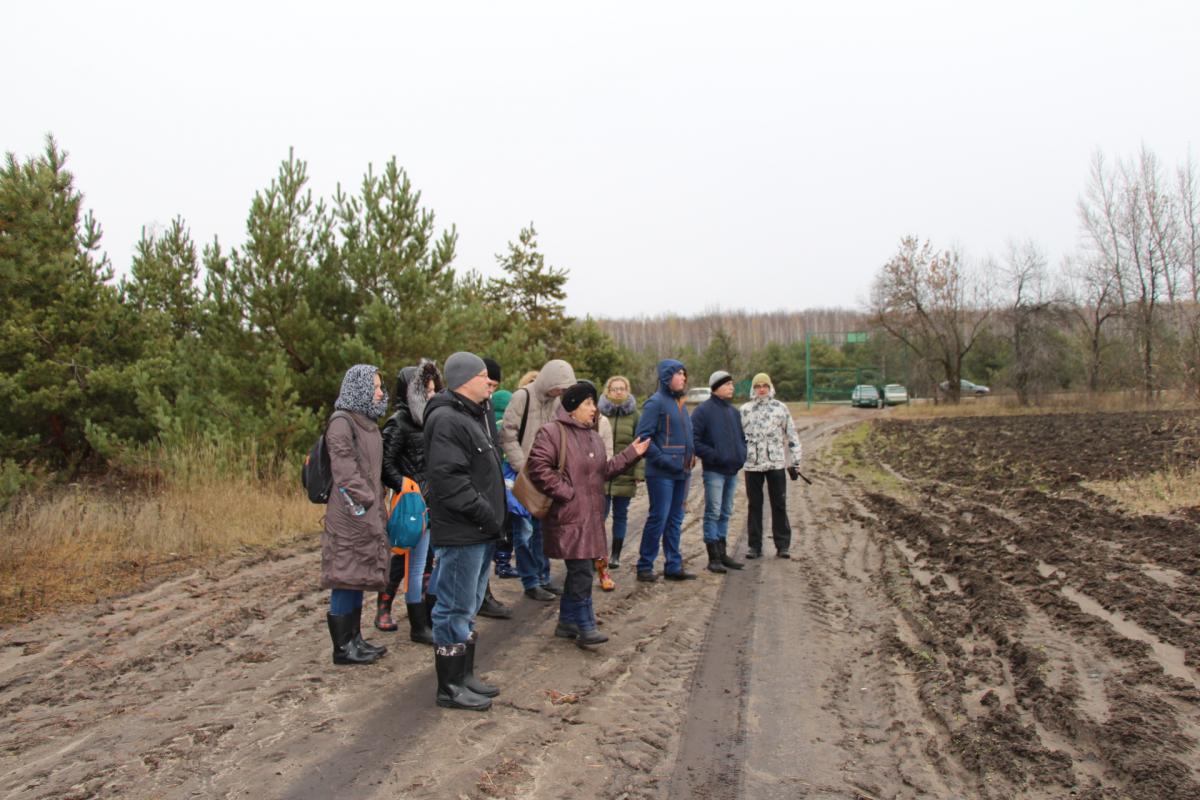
[
  {"left": 335, "top": 364, "right": 388, "bottom": 420},
  {"left": 399, "top": 359, "right": 443, "bottom": 427},
  {"left": 531, "top": 359, "right": 576, "bottom": 401},
  {"left": 656, "top": 359, "right": 687, "bottom": 397},
  {"left": 492, "top": 389, "right": 513, "bottom": 415},
  {"left": 598, "top": 393, "right": 637, "bottom": 417}
]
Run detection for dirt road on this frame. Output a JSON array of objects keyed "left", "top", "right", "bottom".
[{"left": 2, "top": 408, "right": 1197, "bottom": 799}]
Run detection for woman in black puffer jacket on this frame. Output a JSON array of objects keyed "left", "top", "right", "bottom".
[{"left": 375, "top": 359, "right": 443, "bottom": 642}]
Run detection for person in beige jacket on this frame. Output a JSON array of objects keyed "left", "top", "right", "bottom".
[{"left": 500, "top": 359, "right": 576, "bottom": 600}]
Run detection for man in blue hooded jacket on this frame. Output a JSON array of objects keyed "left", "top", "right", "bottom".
[{"left": 633, "top": 359, "right": 698, "bottom": 581}]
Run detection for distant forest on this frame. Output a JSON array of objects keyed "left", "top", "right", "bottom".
[{"left": 597, "top": 309, "right": 869, "bottom": 354}]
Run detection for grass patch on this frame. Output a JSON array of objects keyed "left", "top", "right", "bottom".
[
  {"left": 827, "top": 421, "right": 909, "bottom": 499},
  {"left": 0, "top": 439, "right": 321, "bottom": 626},
  {"left": 1084, "top": 463, "right": 1200, "bottom": 517}
]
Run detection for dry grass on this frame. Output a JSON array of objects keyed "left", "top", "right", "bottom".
[
  {"left": 1084, "top": 464, "right": 1200, "bottom": 517},
  {"left": 0, "top": 440, "right": 321, "bottom": 625},
  {"left": 888, "top": 390, "right": 1199, "bottom": 420}
]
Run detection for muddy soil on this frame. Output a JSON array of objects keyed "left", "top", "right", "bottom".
[{"left": 1, "top": 407, "right": 1197, "bottom": 799}]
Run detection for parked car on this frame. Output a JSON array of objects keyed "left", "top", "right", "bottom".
[
  {"left": 938, "top": 379, "right": 990, "bottom": 397},
  {"left": 881, "top": 384, "right": 909, "bottom": 405},
  {"left": 684, "top": 387, "right": 711, "bottom": 406},
  {"left": 851, "top": 384, "right": 881, "bottom": 408}
]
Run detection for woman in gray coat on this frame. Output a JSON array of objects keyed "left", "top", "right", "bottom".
[{"left": 321, "top": 364, "right": 392, "bottom": 665}]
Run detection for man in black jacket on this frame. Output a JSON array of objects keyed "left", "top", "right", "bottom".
[
  {"left": 423, "top": 351, "right": 506, "bottom": 711},
  {"left": 691, "top": 370, "right": 748, "bottom": 574}
]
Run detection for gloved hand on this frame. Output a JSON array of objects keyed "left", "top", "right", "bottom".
[{"left": 787, "top": 465, "right": 801, "bottom": 481}]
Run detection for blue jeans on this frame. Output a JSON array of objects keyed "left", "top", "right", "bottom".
[
  {"left": 636, "top": 476, "right": 689, "bottom": 575},
  {"left": 604, "top": 495, "right": 632, "bottom": 542},
  {"left": 329, "top": 589, "right": 363, "bottom": 615},
  {"left": 404, "top": 529, "right": 430, "bottom": 604},
  {"left": 431, "top": 542, "right": 494, "bottom": 646},
  {"left": 702, "top": 471, "right": 738, "bottom": 543},
  {"left": 512, "top": 516, "right": 551, "bottom": 590}
]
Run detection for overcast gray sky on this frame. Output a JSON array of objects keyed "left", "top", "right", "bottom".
[{"left": 5, "top": 1, "right": 1197, "bottom": 318}]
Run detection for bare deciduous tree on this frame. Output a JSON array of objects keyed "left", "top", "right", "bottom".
[
  {"left": 870, "top": 237, "right": 990, "bottom": 403},
  {"left": 1079, "top": 148, "right": 1178, "bottom": 400},
  {"left": 1062, "top": 253, "right": 1121, "bottom": 393},
  {"left": 999, "top": 240, "right": 1056, "bottom": 405}
]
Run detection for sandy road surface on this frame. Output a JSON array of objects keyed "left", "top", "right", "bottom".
[{"left": 3, "top": 407, "right": 1196, "bottom": 799}]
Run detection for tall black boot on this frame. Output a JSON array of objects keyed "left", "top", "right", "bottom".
[
  {"left": 717, "top": 539, "right": 745, "bottom": 570},
  {"left": 435, "top": 644, "right": 491, "bottom": 711},
  {"left": 425, "top": 594, "right": 437, "bottom": 629},
  {"left": 705, "top": 541, "right": 728, "bottom": 574},
  {"left": 464, "top": 632, "right": 499, "bottom": 697},
  {"left": 327, "top": 613, "right": 380, "bottom": 665},
  {"left": 609, "top": 538, "right": 624, "bottom": 570},
  {"left": 478, "top": 585, "right": 513, "bottom": 619},
  {"left": 407, "top": 602, "right": 435, "bottom": 645},
  {"left": 350, "top": 611, "right": 387, "bottom": 658}
]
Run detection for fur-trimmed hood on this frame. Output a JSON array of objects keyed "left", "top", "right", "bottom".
[
  {"left": 598, "top": 393, "right": 637, "bottom": 417},
  {"left": 395, "top": 358, "right": 444, "bottom": 428}
]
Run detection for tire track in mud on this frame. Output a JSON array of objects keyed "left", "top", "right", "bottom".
[{"left": 669, "top": 416, "right": 969, "bottom": 800}]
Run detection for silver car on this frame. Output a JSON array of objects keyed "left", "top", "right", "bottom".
[{"left": 882, "top": 384, "right": 909, "bottom": 405}]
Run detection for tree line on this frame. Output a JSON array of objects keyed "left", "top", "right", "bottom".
[
  {"left": 0, "top": 138, "right": 625, "bottom": 486},
  {"left": 871, "top": 147, "right": 1199, "bottom": 403},
  {"left": 5, "top": 138, "right": 1195, "bottom": 493}
]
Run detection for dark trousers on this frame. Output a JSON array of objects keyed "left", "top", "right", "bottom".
[
  {"left": 745, "top": 469, "right": 791, "bottom": 552},
  {"left": 563, "top": 558, "right": 593, "bottom": 604}
]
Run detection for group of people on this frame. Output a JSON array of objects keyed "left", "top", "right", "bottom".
[{"left": 318, "top": 354, "right": 802, "bottom": 712}]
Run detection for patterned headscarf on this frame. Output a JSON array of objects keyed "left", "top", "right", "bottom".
[{"left": 335, "top": 364, "right": 388, "bottom": 420}]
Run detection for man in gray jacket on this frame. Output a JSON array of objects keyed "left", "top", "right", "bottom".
[{"left": 499, "top": 359, "right": 576, "bottom": 600}]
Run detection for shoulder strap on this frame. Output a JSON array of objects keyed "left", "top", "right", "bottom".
[
  {"left": 517, "top": 388, "right": 532, "bottom": 444},
  {"left": 556, "top": 421, "right": 568, "bottom": 473},
  {"left": 328, "top": 410, "right": 357, "bottom": 443}
]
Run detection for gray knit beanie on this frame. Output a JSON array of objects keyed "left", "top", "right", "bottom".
[
  {"left": 709, "top": 370, "right": 734, "bottom": 391},
  {"left": 444, "top": 351, "right": 486, "bottom": 390}
]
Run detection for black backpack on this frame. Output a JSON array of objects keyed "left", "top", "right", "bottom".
[{"left": 301, "top": 411, "right": 355, "bottom": 504}]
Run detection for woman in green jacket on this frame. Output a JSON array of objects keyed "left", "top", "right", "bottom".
[{"left": 598, "top": 375, "right": 645, "bottom": 571}]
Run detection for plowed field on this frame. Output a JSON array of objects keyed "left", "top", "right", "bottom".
[{"left": 857, "top": 410, "right": 1200, "bottom": 799}]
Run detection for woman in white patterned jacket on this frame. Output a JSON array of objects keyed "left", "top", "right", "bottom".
[{"left": 740, "top": 372, "right": 801, "bottom": 560}]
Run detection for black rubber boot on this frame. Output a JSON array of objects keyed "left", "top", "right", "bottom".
[
  {"left": 407, "top": 602, "right": 434, "bottom": 645},
  {"left": 327, "top": 613, "right": 380, "bottom": 665},
  {"left": 609, "top": 538, "right": 624, "bottom": 570},
  {"left": 435, "top": 645, "right": 491, "bottom": 711},
  {"left": 705, "top": 541, "right": 728, "bottom": 574},
  {"left": 478, "top": 585, "right": 513, "bottom": 619},
  {"left": 425, "top": 594, "right": 437, "bottom": 629},
  {"left": 464, "top": 632, "right": 499, "bottom": 697},
  {"left": 350, "top": 611, "right": 387, "bottom": 658},
  {"left": 717, "top": 539, "right": 745, "bottom": 570}
]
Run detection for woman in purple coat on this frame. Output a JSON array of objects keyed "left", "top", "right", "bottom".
[{"left": 527, "top": 381, "right": 648, "bottom": 647}]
